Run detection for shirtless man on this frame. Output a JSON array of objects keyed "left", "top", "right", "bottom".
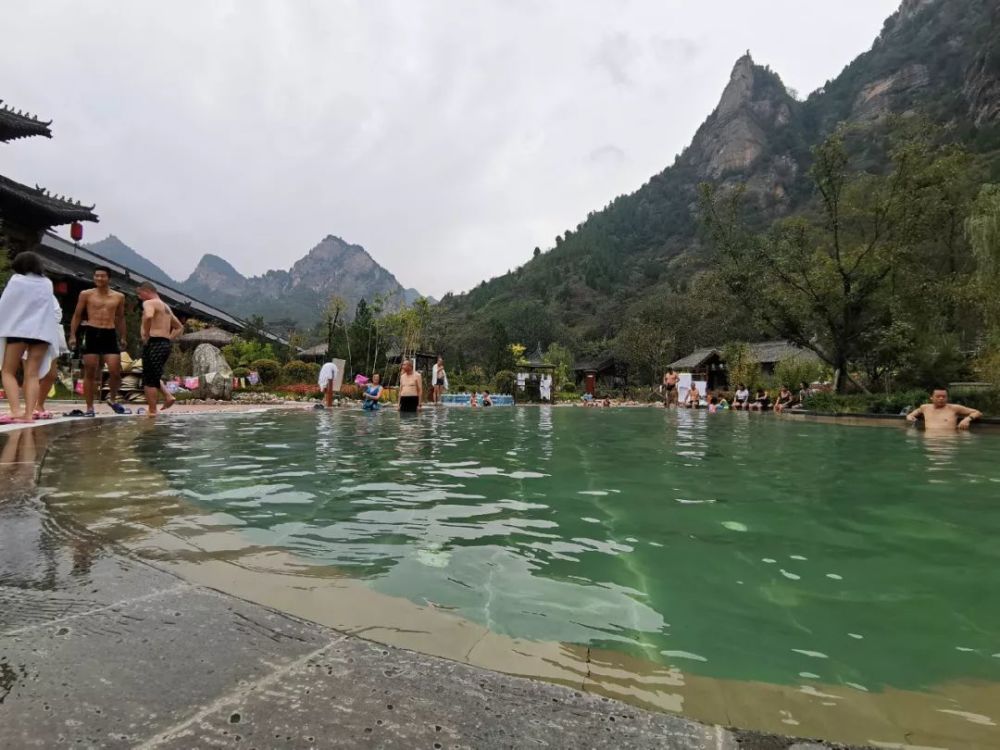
[
  {"left": 906, "top": 388, "right": 982, "bottom": 432},
  {"left": 663, "top": 368, "right": 679, "bottom": 407},
  {"left": 137, "top": 282, "right": 182, "bottom": 417},
  {"left": 398, "top": 359, "right": 422, "bottom": 413},
  {"left": 69, "top": 267, "right": 126, "bottom": 415}
]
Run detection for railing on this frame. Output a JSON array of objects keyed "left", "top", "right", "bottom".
[{"left": 440, "top": 393, "right": 514, "bottom": 406}]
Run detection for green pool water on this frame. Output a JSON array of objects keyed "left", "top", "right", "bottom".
[{"left": 42, "top": 408, "right": 1000, "bottom": 742}]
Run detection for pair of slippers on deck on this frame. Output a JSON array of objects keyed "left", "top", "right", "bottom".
[{"left": 0, "top": 415, "right": 35, "bottom": 425}]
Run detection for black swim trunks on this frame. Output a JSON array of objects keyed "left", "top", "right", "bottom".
[
  {"left": 6, "top": 336, "right": 46, "bottom": 345},
  {"left": 141, "top": 337, "right": 172, "bottom": 388},
  {"left": 81, "top": 326, "right": 120, "bottom": 356},
  {"left": 399, "top": 395, "right": 419, "bottom": 412}
]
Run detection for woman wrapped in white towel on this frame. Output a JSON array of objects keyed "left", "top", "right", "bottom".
[{"left": 0, "top": 252, "right": 62, "bottom": 424}]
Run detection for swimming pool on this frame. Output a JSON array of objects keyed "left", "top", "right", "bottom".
[{"left": 40, "top": 408, "right": 1000, "bottom": 746}]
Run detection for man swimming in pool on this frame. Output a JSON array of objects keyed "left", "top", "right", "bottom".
[
  {"left": 137, "top": 282, "right": 182, "bottom": 417},
  {"left": 906, "top": 388, "right": 982, "bottom": 432}
]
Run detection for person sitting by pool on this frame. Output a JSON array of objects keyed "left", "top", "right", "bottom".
[
  {"left": 362, "top": 373, "right": 383, "bottom": 410},
  {"left": 482, "top": 391, "right": 493, "bottom": 407},
  {"left": 733, "top": 384, "right": 750, "bottom": 410},
  {"left": 792, "top": 381, "right": 812, "bottom": 410},
  {"left": 470, "top": 390, "right": 478, "bottom": 407},
  {"left": 716, "top": 393, "right": 730, "bottom": 410},
  {"left": 906, "top": 388, "right": 982, "bottom": 432},
  {"left": 749, "top": 388, "right": 771, "bottom": 411},
  {"left": 774, "top": 385, "right": 794, "bottom": 413}
]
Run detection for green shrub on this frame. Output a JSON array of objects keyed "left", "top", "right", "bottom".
[
  {"left": 773, "top": 356, "right": 826, "bottom": 392},
  {"left": 950, "top": 386, "right": 1000, "bottom": 416},
  {"left": 801, "top": 388, "right": 1000, "bottom": 417},
  {"left": 493, "top": 370, "right": 516, "bottom": 394},
  {"left": 560, "top": 381, "right": 577, "bottom": 394},
  {"left": 250, "top": 358, "right": 281, "bottom": 384},
  {"left": 232, "top": 367, "right": 250, "bottom": 379},
  {"left": 282, "top": 359, "right": 314, "bottom": 383},
  {"left": 464, "top": 365, "right": 486, "bottom": 384}
]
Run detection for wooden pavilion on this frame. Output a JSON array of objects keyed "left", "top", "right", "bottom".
[{"left": 517, "top": 343, "right": 556, "bottom": 401}]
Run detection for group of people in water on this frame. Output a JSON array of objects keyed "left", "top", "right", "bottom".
[
  {"left": 318, "top": 356, "right": 493, "bottom": 412},
  {"left": 0, "top": 255, "right": 180, "bottom": 423}
]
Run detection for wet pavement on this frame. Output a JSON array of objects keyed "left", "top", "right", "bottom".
[{"left": 0, "top": 421, "right": 841, "bottom": 750}]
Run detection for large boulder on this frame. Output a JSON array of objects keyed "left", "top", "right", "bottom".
[
  {"left": 191, "top": 344, "right": 234, "bottom": 400},
  {"left": 201, "top": 371, "right": 233, "bottom": 401},
  {"left": 192, "top": 343, "right": 233, "bottom": 377}
]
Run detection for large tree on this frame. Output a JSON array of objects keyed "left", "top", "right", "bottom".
[{"left": 701, "top": 126, "right": 973, "bottom": 392}]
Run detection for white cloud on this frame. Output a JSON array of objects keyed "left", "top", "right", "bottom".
[{"left": 0, "top": 0, "right": 900, "bottom": 298}]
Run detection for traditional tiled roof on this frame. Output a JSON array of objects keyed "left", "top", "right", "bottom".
[
  {"left": 0, "top": 100, "right": 52, "bottom": 142},
  {"left": 0, "top": 174, "right": 98, "bottom": 228},
  {"left": 299, "top": 343, "right": 329, "bottom": 358},
  {"left": 572, "top": 354, "right": 617, "bottom": 373},
  {"left": 747, "top": 340, "right": 819, "bottom": 364},
  {"left": 668, "top": 348, "right": 720, "bottom": 370},
  {"left": 668, "top": 340, "right": 820, "bottom": 370}
]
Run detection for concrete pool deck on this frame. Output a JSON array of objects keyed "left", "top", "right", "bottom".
[{"left": 2, "top": 417, "right": 851, "bottom": 749}]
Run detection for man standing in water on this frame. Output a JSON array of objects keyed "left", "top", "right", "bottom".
[
  {"left": 907, "top": 388, "right": 982, "bottom": 432},
  {"left": 398, "top": 359, "right": 422, "bottom": 412},
  {"left": 69, "top": 267, "right": 127, "bottom": 415},
  {"left": 137, "top": 282, "right": 182, "bottom": 417},
  {"left": 662, "top": 368, "right": 679, "bottom": 407}
]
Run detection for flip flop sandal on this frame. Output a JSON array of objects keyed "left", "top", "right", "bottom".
[
  {"left": 65, "top": 409, "right": 86, "bottom": 417},
  {"left": 136, "top": 408, "right": 146, "bottom": 415},
  {"left": 108, "top": 402, "right": 128, "bottom": 415},
  {"left": 32, "top": 411, "right": 55, "bottom": 420},
  {"left": 84, "top": 410, "right": 96, "bottom": 418},
  {"left": 0, "top": 415, "right": 18, "bottom": 425}
]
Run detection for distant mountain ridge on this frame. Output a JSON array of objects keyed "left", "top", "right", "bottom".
[
  {"left": 86, "top": 234, "right": 430, "bottom": 327},
  {"left": 431, "top": 0, "right": 1000, "bottom": 364}
]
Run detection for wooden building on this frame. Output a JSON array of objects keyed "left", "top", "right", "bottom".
[
  {"left": 572, "top": 355, "right": 627, "bottom": 397},
  {"left": 516, "top": 343, "right": 556, "bottom": 401},
  {"left": 667, "top": 341, "right": 821, "bottom": 391}
]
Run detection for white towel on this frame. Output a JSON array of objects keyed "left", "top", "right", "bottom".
[
  {"left": 0, "top": 274, "right": 61, "bottom": 373},
  {"left": 318, "top": 361, "right": 338, "bottom": 390}
]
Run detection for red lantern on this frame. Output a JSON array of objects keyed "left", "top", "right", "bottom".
[
  {"left": 70, "top": 222, "right": 83, "bottom": 241},
  {"left": 54, "top": 281, "right": 69, "bottom": 295}
]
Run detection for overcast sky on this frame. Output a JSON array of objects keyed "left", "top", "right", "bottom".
[{"left": 2, "top": 0, "right": 900, "bottom": 298}]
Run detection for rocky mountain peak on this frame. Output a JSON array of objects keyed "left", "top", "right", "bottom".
[
  {"left": 896, "top": 0, "right": 937, "bottom": 23},
  {"left": 716, "top": 52, "right": 756, "bottom": 120},
  {"left": 683, "top": 54, "right": 795, "bottom": 180},
  {"left": 185, "top": 253, "right": 247, "bottom": 293}
]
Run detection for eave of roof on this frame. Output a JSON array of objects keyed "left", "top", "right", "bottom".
[
  {"left": 0, "top": 101, "right": 52, "bottom": 142},
  {"left": 0, "top": 174, "right": 98, "bottom": 226}
]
